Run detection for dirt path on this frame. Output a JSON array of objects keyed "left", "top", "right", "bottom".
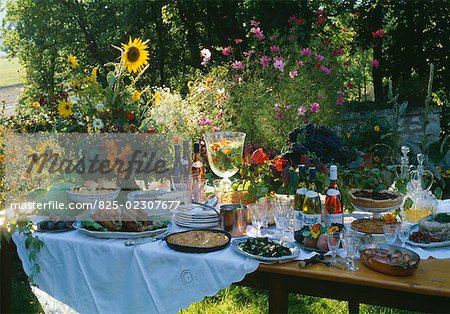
[{"left": 0, "top": 84, "right": 23, "bottom": 117}]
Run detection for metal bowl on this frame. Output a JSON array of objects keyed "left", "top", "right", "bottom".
[{"left": 359, "top": 243, "right": 420, "bottom": 276}]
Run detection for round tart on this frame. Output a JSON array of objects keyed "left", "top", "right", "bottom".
[
  {"left": 351, "top": 218, "right": 398, "bottom": 234},
  {"left": 349, "top": 189, "right": 402, "bottom": 209}
]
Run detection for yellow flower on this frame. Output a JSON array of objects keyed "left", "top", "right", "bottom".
[
  {"left": 57, "top": 100, "right": 73, "bottom": 118},
  {"left": 132, "top": 90, "right": 141, "bottom": 101},
  {"left": 187, "top": 81, "right": 195, "bottom": 89},
  {"left": 327, "top": 226, "right": 339, "bottom": 233},
  {"left": 346, "top": 133, "right": 351, "bottom": 139},
  {"left": 32, "top": 101, "right": 40, "bottom": 108},
  {"left": 83, "top": 67, "right": 99, "bottom": 84},
  {"left": 67, "top": 54, "right": 79, "bottom": 69},
  {"left": 374, "top": 156, "right": 380, "bottom": 162},
  {"left": 121, "top": 37, "right": 149, "bottom": 73},
  {"left": 383, "top": 213, "right": 396, "bottom": 224},
  {"left": 153, "top": 92, "right": 161, "bottom": 105},
  {"left": 0, "top": 154, "right": 5, "bottom": 163},
  {"left": 374, "top": 125, "right": 381, "bottom": 132},
  {"left": 205, "top": 77, "right": 213, "bottom": 88}
]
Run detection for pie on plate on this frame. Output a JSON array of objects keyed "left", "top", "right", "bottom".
[
  {"left": 165, "top": 229, "right": 231, "bottom": 253},
  {"left": 351, "top": 218, "right": 398, "bottom": 234}
]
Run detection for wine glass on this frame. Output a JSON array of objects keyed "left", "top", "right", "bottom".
[
  {"left": 327, "top": 232, "right": 341, "bottom": 263},
  {"left": 383, "top": 224, "right": 398, "bottom": 245},
  {"left": 204, "top": 132, "right": 246, "bottom": 192},
  {"left": 341, "top": 230, "right": 359, "bottom": 271},
  {"left": 397, "top": 223, "right": 411, "bottom": 247},
  {"left": 247, "top": 203, "right": 268, "bottom": 237},
  {"left": 272, "top": 198, "right": 293, "bottom": 242},
  {"left": 256, "top": 197, "right": 274, "bottom": 235}
]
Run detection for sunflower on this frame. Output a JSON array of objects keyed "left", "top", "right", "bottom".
[
  {"left": 187, "top": 81, "right": 195, "bottom": 89},
  {"left": 132, "top": 90, "right": 141, "bottom": 101},
  {"left": 57, "top": 100, "right": 73, "bottom": 117},
  {"left": 67, "top": 54, "right": 79, "bottom": 69},
  {"left": 32, "top": 101, "right": 40, "bottom": 108},
  {"left": 121, "top": 37, "right": 149, "bottom": 73}
]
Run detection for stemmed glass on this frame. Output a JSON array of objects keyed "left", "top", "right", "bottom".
[
  {"left": 204, "top": 132, "right": 246, "bottom": 192},
  {"left": 256, "top": 197, "right": 274, "bottom": 235},
  {"left": 272, "top": 197, "right": 294, "bottom": 242},
  {"left": 397, "top": 223, "right": 411, "bottom": 247},
  {"left": 327, "top": 232, "right": 341, "bottom": 263},
  {"left": 383, "top": 224, "right": 398, "bottom": 245},
  {"left": 247, "top": 203, "right": 268, "bottom": 237},
  {"left": 341, "top": 229, "right": 359, "bottom": 272}
]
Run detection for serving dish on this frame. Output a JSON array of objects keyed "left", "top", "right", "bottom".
[
  {"left": 406, "top": 224, "right": 450, "bottom": 248},
  {"left": 73, "top": 221, "right": 170, "bottom": 239},
  {"left": 66, "top": 187, "right": 121, "bottom": 204},
  {"left": 165, "top": 229, "right": 231, "bottom": 253},
  {"left": 351, "top": 218, "right": 399, "bottom": 234},
  {"left": 35, "top": 220, "right": 74, "bottom": 233},
  {"left": 359, "top": 244, "right": 420, "bottom": 276},
  {"left": 232, "top": 237, "right": 300, "bottom": 262}
]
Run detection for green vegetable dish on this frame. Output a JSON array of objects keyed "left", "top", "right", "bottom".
[{"left": 238, "top": 237, "right": 292, "bottom": 257}]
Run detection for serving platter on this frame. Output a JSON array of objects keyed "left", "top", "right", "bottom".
[
  {"left": 232, "top": 237, "right": 300, "bottom": 262},
  {"left": 405, "top": 224, "right": 450, "bottom": 248},
  {"left": 73, "top": 221, "right": 170, "bottom": 239}
]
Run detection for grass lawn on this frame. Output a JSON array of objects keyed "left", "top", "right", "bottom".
[
  {"left": 11, "top": 253, "right": 417, "bottom": 314},
  {"left": 0, "top": 57, "right": 23, "bottom": 87}
]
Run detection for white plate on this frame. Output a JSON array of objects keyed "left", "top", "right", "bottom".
[
  {"left": 175, "top": 215, "right": 219, "bottom": 222},
  {"left": 232, "top": 237, "right": 300, "bottom": 262},
  {"left": 351, "top": 203, "right": 400, "bottom": 214},
  {"left": 175, "top": 221, "right": 219, "bottom": 228},
  {"left": 73, "top": 221, "right": 170, "bottom": 239},
  {"left": 405, "top": 225, "right": 450, "bottom": 248}
]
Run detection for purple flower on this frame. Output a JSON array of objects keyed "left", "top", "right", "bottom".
[
  {"left": 231, "top": 61, "right": 245, "bottom": 71},
  {"left": 310, "top": 103, "right": 320, "bottom": 113},
  {"left": 300, "top": 48, "right": 312, "bottom": 56},
  {"left": 297, "top": 106, "right": 307, "bottom": 116},
  {"left": 233, "top": 38, "right": 243, "bottom": 44},
  {"left": 250, "top": 20, "right": 260, "bottom": 27},
  {"left": 296, "top": 60, "right": 305, "bottom": 67},
  {"left": 289, "top": 70, "right": 298, "bottom": 79},
  {"left": 273, "top": 57, "right": 285, "bottom": 72},
  {"left": 270, "top": 45, "right": 281, "bottom": 53},
  {"left": 216, "top": 109, "right": 224, "bottom": 119},
  {"left": 260, "top": 55, "right": 271, "bottom": 68},
  {"left": 251, "top": 27, "right": 265, "bottom": 41},
  {"left": 320, "top": 65, "right": 332, "bottom": 75},
  {"left": 314, "top": 54, "right": 324, "bottom": 61},
  {"left": 336, "top": 91, "right": 345, "bottom": 105},
  {"left": 370, "top": 59, "right": 380, "bottom": 68}
]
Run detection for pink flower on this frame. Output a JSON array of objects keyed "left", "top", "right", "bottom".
[
  {"left": 200, "top": 48, "right": 211, "bottom": 66},
  {"left": 270, "top": 45, "right": 281, "bottom": 53},
  {"left": 310, "top": 103, "right": 320, "bottom": 113},
  {"left": 314, "top": 54, "right": 324, "bottom": 61},
  {"left": 296, "top": 60, "right": 305, "bottom": 67},
  {"left": 297, "top": 106, "right": 307, "bottom": 116},
  {"left": 212, "top": 126, "right": 221, "bottom": 132},
  {"left": 296, "top": 18, "right": 305, "bottom": 25},
  {"left": 260, "top": 55, "right": 271, "bottom": 68},
  {"left": 301, "top": 48, "right": 312, "bottom": 56},
  {"left": 342, "top": 28, "right": 349, "bottom": 33},
  {"left": 199, "top": 116, "right": 213, "bottom": 126},
  {"left": 216, "top": 109, "right": 224, "bottom": 119},
  {"left": 332, "top": 48, "right": 344, "bottom": 56},
  {"left": 372, "top": 29, "right": 385, "bottom": 38},
  {"left": 288, "top": 15, "right": 297, "bottom": 23},
  {"left": 288, "top": 36, "right": 296, "bottom": 41},
  {"left": 231, "top": 61, "right": 245, "bottom": 71},
  {"left": 273, "top": 57, "right": 285, "bottom": 72},
  {"left": 274, "top": 103, "right": 282, "bottom": 110},
  {"left": 222, "top": 46, "right": 232, "bottom": 56},
  {"left": 320, "top": 65, "right": 332, "bottom": 75},
  {"left": 370, "top": 59, "right": 380, "bottom": 68},
  {"left": 233, "top": 38, "right": 243, "bottom": 44},
  {"left": 251, "top": 27, "right": 265, "bottom": 41},
  {"left": 289, "top": 70, "right": 298, "bottom": 79},
  {"left": 336, "top": 91, "right": 345, "bottom": 105},
  {"left": 250, "top": 20, "right": 260, "bottom": 27}
]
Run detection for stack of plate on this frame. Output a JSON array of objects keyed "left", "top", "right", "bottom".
[{"left": 173, "top": 206, "right": 219, "bottom": 228}]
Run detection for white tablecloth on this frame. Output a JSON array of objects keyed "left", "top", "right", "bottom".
[{"left": 13, "top": 228, "right": 259, "bottom": 314}]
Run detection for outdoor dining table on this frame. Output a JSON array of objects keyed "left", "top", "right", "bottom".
[{"left": 2, "top": 223, "right": 450, "bottom": 314}]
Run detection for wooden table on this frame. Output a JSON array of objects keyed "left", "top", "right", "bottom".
[{"left": 238, "top": 258, "right": 450, "bottom": 313}]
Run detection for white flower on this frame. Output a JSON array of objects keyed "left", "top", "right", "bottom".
[
  {"left": 69, "top": 95, "right": 79, "bottom": 103},
  {"left": 92, "top": 118, "right": 104, "bottom": 129},
  {"left": 200, "top": 48, "right": 211, "bottom": 59},
  {"left": 74, "top": 111, "right": 83, "bottom": 120},
  {"left": 78, "top": 121, "right": 85, "bottom": 126},
  {"left": 96, "top": 103, "right": 104, "bottom": 110}
]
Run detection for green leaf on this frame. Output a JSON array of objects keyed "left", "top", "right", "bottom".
[
  {"left": 106, "top": 72, "right": 116, "bottom": 87},
  {"left": 434, "top": 187, "right": 443, "bottom": 200},
  {"left": 25, "top": 236, "right": 32, "bottom": 249},
  {"left": 399, "top": 101, "right": 408, "bottom": 114}
]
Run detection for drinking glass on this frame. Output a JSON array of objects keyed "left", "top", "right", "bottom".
[
  {"left": 192, "top": 177, "right": 207, "bottom": 202},
  {"left": 247, "top": 203, "right": 268, "bottom": 237},
  {"left": 204, "top": 132, "right": 246, "bottom": 191},
  {"left": 272, "top": 198, "right": 293, "bottom": 241},
  {"left": 173, "top": 175, "right": 193, "bottom": 205},
  {"left": 341, "top": 230, "right": 359, "bottom": 271},
  {"left": 383, "top": 224, "right": 398, "bottom": 245},
  {"left": 256, "top": 198, "right": 274, "bottom": 235},
  {"left": 397, "top": 223, "right": 411, "bottom": 247},
  {"left": 327, "top": 232, "right": 341, "bottom": 263}
]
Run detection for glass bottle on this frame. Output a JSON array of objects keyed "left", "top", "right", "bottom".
[
  {"left": 302, "top": 167, "right": 322, "bottom": 226},
  {"left": 324, "top": 165, "right": 343, "bottom": 226},
  {"left": 294, "top": 164, "right": 307, "bottom": 231},
  {"left": 191, "top": 142, "right": 205, "bottom": 179}
]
